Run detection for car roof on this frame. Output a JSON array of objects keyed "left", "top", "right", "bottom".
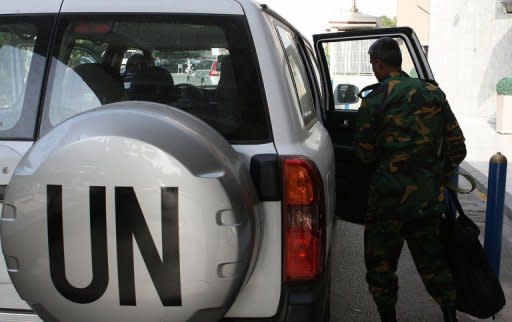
[
  {"left": 1, "top": 0, "right": 63, "bottom": 14},
  {"left": 60, "top": 0, "right": 244, "bottom": 14}
]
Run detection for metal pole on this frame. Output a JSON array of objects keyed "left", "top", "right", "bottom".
[{"left": 484, "top": 152, "right": 508, "bottom": 276}]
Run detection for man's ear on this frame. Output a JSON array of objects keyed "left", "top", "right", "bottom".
[{"left": 375, "top": 59, "right": 384, "bottom": 70}]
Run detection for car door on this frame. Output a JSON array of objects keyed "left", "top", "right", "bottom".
[{"left": 313, "top": 27, "right": 433, "bottom": 223}]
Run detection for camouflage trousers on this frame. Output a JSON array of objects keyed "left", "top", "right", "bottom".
[{"left": 364, "top": 214, "right": 456, "bottom": 313}]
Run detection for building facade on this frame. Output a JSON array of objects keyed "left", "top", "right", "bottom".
[
  {"left": 428, "top": 1, "right": 512, "bottom": 118},
  {"left": 326, "top": 1, "right": 377, "bottom": 32},
  {"left": 396, "top": 0, "right": 430, "bottom": 53}
]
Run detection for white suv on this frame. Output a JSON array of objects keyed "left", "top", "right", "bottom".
[{"left": 0, "top": 1, "right": 434, "bottom": 321}]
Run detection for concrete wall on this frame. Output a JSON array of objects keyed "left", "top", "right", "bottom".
[
  {"left": 396, "top": 0, "right": 430, "bottom": 46},
  {"left": 428, "top": 1, "right": 512, "bottom": 118}
]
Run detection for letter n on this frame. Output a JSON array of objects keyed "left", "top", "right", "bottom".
[{"left": 115, "top": 187, "right": 181, "bottom": 306}]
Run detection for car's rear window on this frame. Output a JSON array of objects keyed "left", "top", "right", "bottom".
[
  {"left": 40, "top": 14, "right": 270, "bottom": 143},
  {"left": 0, "top": 16, "right": 52, "bottom": 140},
  {"left": 195, "top": 60, "right": 214, "bottom": 70}
]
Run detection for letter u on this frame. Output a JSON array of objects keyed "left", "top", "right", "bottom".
[{"left": 47, "top": 185, "right": 109, "bottom": 303}]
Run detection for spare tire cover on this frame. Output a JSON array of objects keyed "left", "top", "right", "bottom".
[{"left": 1, "top": 102, "right": 261, "bottom": 322}]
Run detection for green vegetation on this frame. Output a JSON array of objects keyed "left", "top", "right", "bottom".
[
  {"left": 378, "top": 16, "right": 397, "bottom": 28},
  {"left": 68, "top": 39, "right": 108, "bottom": 68},
  {"left": 496, "top": 77, "right": 512, "bottom": 96},
  {"left": 0, "top": 32, "right": 12, "bottom": 45}
]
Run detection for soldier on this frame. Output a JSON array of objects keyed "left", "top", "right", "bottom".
[{"left": 354, "top": 37, "right": 466, "bottom": 322}]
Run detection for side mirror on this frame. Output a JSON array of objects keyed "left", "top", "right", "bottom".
[{"left": 334, "top": 84, "right": 359, "bottom": 104}]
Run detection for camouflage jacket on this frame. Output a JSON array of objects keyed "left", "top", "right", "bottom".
[{"left": 354, "top": 72, "right": 466, "bottom": 219}]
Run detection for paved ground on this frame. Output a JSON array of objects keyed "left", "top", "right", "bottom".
[
  {"left": 457, "top": 116, "right": 512, "bottom": 213},
  {"left": 329, "top": 187, "right": 512, "bottom": 321}
]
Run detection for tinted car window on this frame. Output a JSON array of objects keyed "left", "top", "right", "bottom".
[
  {"left": 40, "top": 14, "right": 270, "bottom": 143},
  {"left": 305, "top": 47, "right": 323, "bottom": 103},
  {"left": 0, "top": 17, "right": 52, "bottom": 139},
  {"left": 195, "top": 59, "right": 213, "bottom": 70},
  {"left": 275, "top": 24, "right": 316, "bottom": 125},
  {"left": 68, "top": 41, "right": 105, "bottom": 69}
]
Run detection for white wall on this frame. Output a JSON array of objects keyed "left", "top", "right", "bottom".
[
  {"left": 429, "top": 0, "right": 512, "bottom": 118},
  {"left": 396, "top": 0, "right": 430, "bottom": 46}
]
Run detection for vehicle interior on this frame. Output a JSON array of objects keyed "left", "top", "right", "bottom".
[{"left": 41, "top": 14, "right": 270, "bottom": 142}]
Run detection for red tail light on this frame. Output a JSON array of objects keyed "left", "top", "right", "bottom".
[
  {"left": 208, "top": 60, "right": 220, "bottom": 76},
  {"left": 282, "top": 157, "right": 325, "bottom": 282},
  {"left": 73, "top": 23, "right": 112, "bottom": 34}
]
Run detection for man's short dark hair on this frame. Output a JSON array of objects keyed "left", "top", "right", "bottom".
[{"left": 368, "top": 37, "right": 402, "bottom": 68}]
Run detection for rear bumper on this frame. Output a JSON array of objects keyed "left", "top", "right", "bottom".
[
  {"left": 222, "top": 259, "right": 331, "bottom": 322},
  {"left": 0, "top": 309, "right": 40, "bottom": 322},
  {"left": 4, "top": 261, "right": 330, "bottom": 322},
  {"left": 2, "top": 266, "right": 330, "bottom": 322}
]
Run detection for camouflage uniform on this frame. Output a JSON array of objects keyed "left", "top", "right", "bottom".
[{"left": 354, "top": 71, "right": 466, "bottom": 313}]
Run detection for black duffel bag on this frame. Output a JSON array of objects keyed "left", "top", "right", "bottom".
[{"left": 441, "top": 189, "right": 506, "bottom": 319}]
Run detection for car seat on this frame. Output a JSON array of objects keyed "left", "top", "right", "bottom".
[
  {"left": 125, "top": 66, "right": 176, "bottom": 104},
  {"left": 122, "top": 53, "right": 152, "bottom": 89},
  {"left": 74, "top": 63, "right": 124, "bottom": 105},
  {"left": 213, "top": 55, "right": 241, "bottom": 136}
]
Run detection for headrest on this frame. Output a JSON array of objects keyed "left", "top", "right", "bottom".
[
  {"left": 125, "top": 54, "right": 152, "bottom": 75},
  {"left": 217, "top": 55, "right": 236, "bottom": 88},
  {"left": 74, "top": 63, "right": 123, "bottom": 104},
  {"left": 127, "top": 66, "right": 175, "bottom": 103}
]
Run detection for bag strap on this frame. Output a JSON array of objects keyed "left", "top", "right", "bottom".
[
  {"left": 446, "top": 172, "right": 477, "bottom": 194},
  {"left": 446, "top": 187, "right": 473, "bottom": 224},
  {"left": 447, "top": 188, "right": 465, "bottom": 217}
]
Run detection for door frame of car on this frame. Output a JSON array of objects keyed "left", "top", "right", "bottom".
[{"left": 313, "top": 27, "right": 434, "bottom": 222}]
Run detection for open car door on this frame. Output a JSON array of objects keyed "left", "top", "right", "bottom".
[{"left": 313, "top": 27, "right": 433, "bottom": 223}]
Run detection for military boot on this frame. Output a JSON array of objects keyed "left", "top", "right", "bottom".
[
  {"left": 379, "top": 310, "right": 397, "bottom": 322},
  {"left": 442, "top": 307, "right": 458, "bottom": 322}
]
